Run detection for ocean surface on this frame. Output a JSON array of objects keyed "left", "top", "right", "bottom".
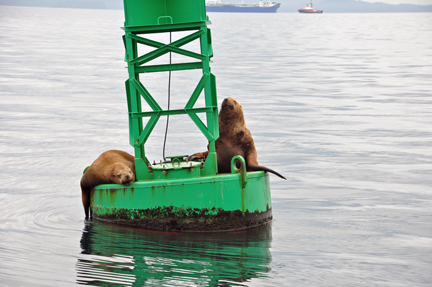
[{"left": 1, "top": 6, "right": 432, "bottom": 286}]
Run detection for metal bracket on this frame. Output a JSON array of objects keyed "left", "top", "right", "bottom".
[{"left": 231, "top": 155, "right": 248, "bottom": 188}]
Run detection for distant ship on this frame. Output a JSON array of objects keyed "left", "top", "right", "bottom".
[
  {"left": 206, "top": 0, "right": 281, "bottom": 13},
  {"left": 298, "top": 1, "right": 323, "bottom": 13}
]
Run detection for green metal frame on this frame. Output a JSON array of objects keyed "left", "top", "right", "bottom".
[{"left": 123, "top": 0, "right": 219, "bottom": 180}]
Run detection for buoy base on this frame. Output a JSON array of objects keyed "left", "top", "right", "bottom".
[
  {"left": 93, "top": 207, "right": 272, "bottom": 232},
  {"left": 90, "top": 157, "right": 273, "bottom": 232}
]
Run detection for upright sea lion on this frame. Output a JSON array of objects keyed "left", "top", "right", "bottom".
[
  {"left": 80, "top": 150, "right": 136, "bottom": 219},
  {"left": 190, "top": 97, "right": 286, "bottom": 180}
]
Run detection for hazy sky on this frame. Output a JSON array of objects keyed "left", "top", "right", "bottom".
[
  {"left": 360, "top": 0, "right": 432, "bottom": 4},
  {"left": 266, "top": 0, "right": 432, "bottom": 5},
  {"left": 283, "top": 0, "right": 432, "bottom": 6}
]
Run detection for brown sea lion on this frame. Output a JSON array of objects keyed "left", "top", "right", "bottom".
[
  {"left": 80, "top": 150, "right": 136, "bottom": 219},
  {"left": 190, "top": 97, "right": 286, "bottom": 180}
]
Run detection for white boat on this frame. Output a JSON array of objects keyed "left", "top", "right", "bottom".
[{"left": 206, "top": 0, "right": 281, "bottom": 13}]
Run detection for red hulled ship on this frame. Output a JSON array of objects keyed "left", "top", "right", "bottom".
[{"left": 298, "top": 1, "right": 323, "bottom": 13}]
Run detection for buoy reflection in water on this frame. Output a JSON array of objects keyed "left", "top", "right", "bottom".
[{"left": 77, "top": 222, "right": 272, "bottom": 286}]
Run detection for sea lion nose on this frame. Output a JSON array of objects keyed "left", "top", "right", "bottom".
[{"left": 126, "top": 174, "right": 130, "bottom": 180}]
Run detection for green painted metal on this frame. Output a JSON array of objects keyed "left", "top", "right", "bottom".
[
  {"left": 91, "top": 157, "right": 272, "bottom": 231},
  {"left": 123, "top": 0, "right": 207, "bottom": 27},
  {"left": 92, "top": 171, "right": 270, "bottom": 215},
  {"left": 123, "top": 0, "right": 218, "bottom": 180},
  {"left": 89, "top": 0, "right": 273, "bottom": 231}
]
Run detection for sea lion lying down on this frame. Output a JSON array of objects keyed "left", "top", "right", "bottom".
[
  {"left": 189, "top": 97, "right": 286, "bottom": 180},
  {"left": 80, "top": 150, "right": 136, "bottom": 219}
]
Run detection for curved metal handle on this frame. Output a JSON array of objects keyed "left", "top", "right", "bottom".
[
  {"left": 157, "top": 16, "right": 173, "bottom": 25},
  {"left": 171, "top": 158, "right": 181, "bottom": 166},
  {"left": 231, "top": 155, "right": 247, "bottom": 188}
]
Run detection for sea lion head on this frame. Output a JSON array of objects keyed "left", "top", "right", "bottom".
[
  {"left": 111, "top": 163, "right": 135, "bottom": 185},
  {"left": 219, "top": 97, "right": 245, "bottom": 124}
]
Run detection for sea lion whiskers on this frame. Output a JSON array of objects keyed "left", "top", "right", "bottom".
[{"left": 111, "top": 163, "right": 135, "bottom": 185}]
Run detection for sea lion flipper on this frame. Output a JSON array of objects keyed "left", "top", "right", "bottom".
[
  {"left": 187, "top": 151, "right": 209, "bottom": 161},
  {"left": 248, "top": 164, "right": 287, "bottom": 180},
  {"left": 81, "top": 186, "right": 91, "bottom": 219}
]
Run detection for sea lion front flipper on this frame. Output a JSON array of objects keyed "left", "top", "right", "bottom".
[{"left": 187, "top": 151, "right": 209, "bottom": 161}]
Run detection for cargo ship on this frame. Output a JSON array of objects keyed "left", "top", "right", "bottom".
[{"left": 206, "top": 0, "right": 281, "bottom": 13}]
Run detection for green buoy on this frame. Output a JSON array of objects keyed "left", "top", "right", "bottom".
[{"left": 90, "top": 0, "right": 273, "bottom": 232}]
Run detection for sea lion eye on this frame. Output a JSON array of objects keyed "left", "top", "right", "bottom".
[{"left": 234, "top": 101, "right": 237, "bottom": 104}]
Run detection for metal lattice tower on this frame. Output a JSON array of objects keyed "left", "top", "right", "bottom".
[{"left": 123, "top": 0, "right": 219, "bottom": 180}]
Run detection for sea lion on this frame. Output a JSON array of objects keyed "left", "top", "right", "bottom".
[
  {"left": 190, "top": 97, "right": 286, "bottom": 180},
  {"left": 80, "top": 150, "right": 136, "bottom": 219}
]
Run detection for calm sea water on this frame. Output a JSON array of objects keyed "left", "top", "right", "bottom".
[{"left": 1, "top": 6, "right": 432, "bottom": 286}]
